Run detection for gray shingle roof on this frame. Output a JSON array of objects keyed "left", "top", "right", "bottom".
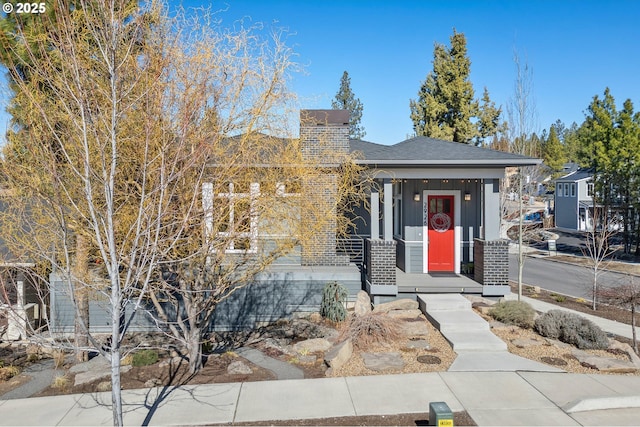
[
  {"left": 350, "top": 136, "right": 540, "bottom": 167},
  {"left": 557, "top": 167, "right": 594, "bottom": 182}
]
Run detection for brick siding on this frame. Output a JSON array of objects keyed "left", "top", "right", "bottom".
[
  {"left": 366, "top": 239, "right": 397, "bottom": 286},
  {"left": 473, "top": 238, "right": 509, "bottom": 286}
]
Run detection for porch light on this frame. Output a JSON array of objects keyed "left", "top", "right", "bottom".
[
  {"left": 464, "top": 192, "right": 471, "bottom": 201},
  {"left": 413, "top": 192, "right": 420, "bottom": 202}
]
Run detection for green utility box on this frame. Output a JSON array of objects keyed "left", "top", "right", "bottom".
[{"left": 429, "top": 401, "right": 453, "bottom": 426}]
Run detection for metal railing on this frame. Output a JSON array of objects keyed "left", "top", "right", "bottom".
[{"left": 336, "top": 235, "right": 365, "bottom": 265}]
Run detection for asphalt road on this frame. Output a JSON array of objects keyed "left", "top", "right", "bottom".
[{"left": 508, "top": 253, "right": 631, "bottom": 299}]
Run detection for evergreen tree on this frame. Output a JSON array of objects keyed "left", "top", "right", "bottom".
[
  {"left": 331, "top": 71, "right": 365, "bottom": 139},
  {"left": 410, "top": 30, "right": 501, "bottom": 144},
  {"left": 542, "top": 124, "right": 566, "bottom": 176}
]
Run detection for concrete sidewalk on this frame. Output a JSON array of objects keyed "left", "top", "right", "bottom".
[{"left": 2, "top": 371, "right": 640, "bottom": 426}]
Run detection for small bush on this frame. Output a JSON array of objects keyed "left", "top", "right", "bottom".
[
  {"left": 489, "top": 300, "right": 535, "bottom": 329},
  {"left": 53, "top": 350, "right": 66, "bottom": 369},
  {"left": 534, "top": 310, "right": 610, "bottom": 350},
  {"left": 51, "top": 375, "right": 70, "bottom": 390},
  {"left": 131, "top": 349, "right": 159, "bottom": 367},
  {"left": 0, "top": 365, "right": 20, "bottom": 381},
  {"left": 551, "top": 294, "right": 566, "bottom": 303},
  {"left": 320, "top": 281, "right": 348, "bottom": 323},
  {"left": 344, "top": 312, "right": 402, "bottom": 349}
]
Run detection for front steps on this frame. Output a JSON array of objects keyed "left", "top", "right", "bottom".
[{"left": 418, "top": 294, "right": 507, "bottom": 352}]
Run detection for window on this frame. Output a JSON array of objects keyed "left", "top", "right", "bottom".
[
  {"left": 203, "top": 182, "right": 259, "bottom": 253},
  {"left": 557, "top": 183, "right": 563, "bottom": 197},
  {"left": 570, "top": 183, "right": 576, "bottom": 197},
  {"left": 564, "top": 183, "right": 570, "bottom": 197},
  {"left": 587, "top": 183, "right": 594, "bottom": 197}
]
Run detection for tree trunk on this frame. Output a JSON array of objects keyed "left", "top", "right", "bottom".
[
  {"left": 73, "top": 234, "right": 90, "bottom": 362},
  {"left": 632, "top": 304, "right": 638, "bottom": 356},
  {"left": 592, "top": 267, "right": 598, "bottom": 311},
  {"left": 187, "top": 328, "right": 203, "bottom": 374},
  {"left": 110, "top": 293, "right": 123, "bottom": 427}
]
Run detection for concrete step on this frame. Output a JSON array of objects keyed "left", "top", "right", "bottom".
[
  {"left": 417, "top": 294, "right": 471, "bottom": 312},
  {"left": 443, "top": 331, "right": 508, "bottom": 352},
  {"left": 426, "top": 310, "right": 490, "bottom": 334}
]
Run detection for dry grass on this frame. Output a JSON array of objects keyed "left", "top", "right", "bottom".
[
  {"left": 53, "top": 351, "right": 66, "bottom": 369},
  {"left": 0, "top": 365, "right": 20, "bottom": 381},
  {"left": 51, "top": 375, "right": 70, "bottom": 390},
  {"left": 342, "top": 313, "right": 403, "bottom": 350}
]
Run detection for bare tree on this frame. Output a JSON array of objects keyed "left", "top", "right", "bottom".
[
  {"left": 598, "top": 275, "right": 640, "bottom": 354},
  {"left": 582, "top": 209, "right": 618, "bottom": 310},
  {"left": 505, "top": 51, "right": 539, "bottom": 300}
]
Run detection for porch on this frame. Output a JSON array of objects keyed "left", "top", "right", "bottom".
[{"left": 396, "top": 268, "right": 483, "bottom": 294}]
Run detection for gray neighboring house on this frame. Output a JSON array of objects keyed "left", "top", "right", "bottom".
[
  {"left": 48, "top": 109, "right": 541, "bottom": 333},
  {"left": 554, "top": 168, "right": 595, "bottom": 231}
]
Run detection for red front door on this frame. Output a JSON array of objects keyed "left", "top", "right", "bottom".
[{"left": 427, "top": 195, "right": 455, "bottom": 272}]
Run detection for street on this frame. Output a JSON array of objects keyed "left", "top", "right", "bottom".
[{"left": 508, "top": 253, "right": 632, "bottom": 299}]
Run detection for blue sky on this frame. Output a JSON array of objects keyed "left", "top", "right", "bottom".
[{"left": 2, "top": 1, "right": 639, "bottom": 145}]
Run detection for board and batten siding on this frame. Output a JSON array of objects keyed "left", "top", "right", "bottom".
[{"left": 50, "top": 267, "right": 361, "bottom": 333}]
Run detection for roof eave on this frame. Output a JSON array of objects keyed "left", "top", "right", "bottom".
[{"left": 355, "top": 159, "right": 542, "bottom": 167}]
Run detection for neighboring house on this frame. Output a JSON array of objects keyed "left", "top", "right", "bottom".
[
  {"left": 46, "top": 109, "right": 541, "bottom": 333},
  {"left": 554, "top": 168, "right": 596, "bottom": 231}
]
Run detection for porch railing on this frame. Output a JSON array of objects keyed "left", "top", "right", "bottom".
[{"left": 336, "top": 235, "right": 366, "bottom": 265}]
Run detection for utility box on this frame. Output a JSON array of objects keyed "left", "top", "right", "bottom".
[{"left": 429, "top": 401, "right": 453, "bottom": 426}]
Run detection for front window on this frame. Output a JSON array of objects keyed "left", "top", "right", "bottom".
[{"left": 393, "top": 181, "right": 403, "bottom": 237}]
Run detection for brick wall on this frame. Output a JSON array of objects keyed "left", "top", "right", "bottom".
[
  {"left": 473, "top": 238, "right": 509, "bottom": 286},
  {"left": 366, "top": 239, "right": 397, "bottom": 286},
  {"left": 300, "top": 110, "right": 350, "bottom": 266}
]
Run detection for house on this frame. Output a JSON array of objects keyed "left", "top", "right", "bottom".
[
  {"left": 46, "top": 109, "right": 541, "bottom": 333},
  {"left": 554, "top": 168, "right": 595, "bottom": 231}
]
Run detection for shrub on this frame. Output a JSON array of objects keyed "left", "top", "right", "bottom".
[
  {"left": 0, "top": 365, "right": 20, "bottom": 381},
  {"left": 489, "top": 300, "right": 536, "bottom": 329},
  {"left": 534, "top": 310, "right": 610, "bottom": 350},
  {"left": 131, "top": 349, "right": 159, "bottom": 367},
  {"left": 343, "top": 312, "right": 402, "bottom": 349},
  {"left": 51, "top": 375, "right": 70, "bottom": 390},
  {"left": 551, "top": 294, "right": 566, "bottom": 303},
  {"left": 320, "top": 281, "right": 348, "bottom": 323}
]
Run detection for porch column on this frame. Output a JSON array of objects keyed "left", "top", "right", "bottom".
[
  {"left": 483, "top": 179, "right": 501, "bottom": 240},
  {"left": 370, "top": 191, "right": 379, "bottom": 239},
  {"left": 383, "top": 179, "right": 393, "bottom": 241}
]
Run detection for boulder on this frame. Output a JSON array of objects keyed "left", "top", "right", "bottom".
[
  {"left": 70, "top": 355, "right": 109, "bottom": 374},
  {"left": 400, "top": 321, "right": 430, "bottom": 338},
  {"left": 293, "top": 338, "right": 332, "bottom": 354},
  {"left": 74, "top": 364, "right": 131, "bottom": 386},
  {"left": 354, "top": 291, "right": 372, "bottom": 316},
  {"left": 324, "top": 339, "right": 352, "bottom": 371},
  {"left": 227, "top": 360, "right": 253, "bottom": 375},
  {"left": 361, "top": 352, "right": 405, "bottom": 372},
  {"left": 609, "top": 340, "right": 640, "bottom": 368},
  {"left": 373, "top": 299, "right": 419, "bottom": 313},
  {"left": 387, "top": 309, "right": 424, "bottom": 319},
  {"left": 572, "top": 349, "right": 637, "bottom": 374},
  {"left": 402, "top": 339, "right": 430, "bottom": 351}
]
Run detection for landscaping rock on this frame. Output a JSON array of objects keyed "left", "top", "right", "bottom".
[
  {"left": 293, "top": 338, "right": 332, "bottom": 353},
  {"left": 609, "top": 340, "right": 640, "bottom": 368},
  {"left": 571, "top": 348, "right": 637, "bottom": 374},
  {"left": 74, "top": 364, "right": 131, "bottom": 386},
  {"left": 387, "top": 309, "right": 423, "bottom": 319},
  {"left": 324, "top": 339, "right": 352, "bottom": 371},
  {"left": 416, "top": 354, "right": 441, "bottom": 364},
  {"left": 373, "top": 299, "right": 418, "bottom": 313},
  {"left": 512, "top": 338, "right": 544, "bottom": 348},
  {"left": 69, "top": 355, "right": 109, "bottom": 374},
  {"left": 354, "top": 291, "right": 372, "bottom": 316},
  {"left": 400, "top": 320, "right": 430, "bottom": 338},
  {"left": 296, "top": 354, "right": 317, "bottom": 365},
  {"left": 144, "top": 378, "right": 162, "bottom": 388},
  {"left": 227, "top": 360, "right": 253, "bottom": 375},
  {"left": 361, "top": 352, "right": 405, "bottom": 372},
  {"left": 402, "top": 339, "right": 430, "bottom": 351}
]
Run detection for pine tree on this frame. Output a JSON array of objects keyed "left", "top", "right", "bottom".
[
  {"left": 410, "top": 30, "right": 501, "bottom": 144},
  {"left": 542, "top": 125, "right": 566, "bottom": 176},
  {"left": 331, "top": 71, "right": 365, "bottom": 139}
]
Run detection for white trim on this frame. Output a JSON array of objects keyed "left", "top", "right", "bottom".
[{"left": 423, "top": 190, "right": 461, "bottom": 274}]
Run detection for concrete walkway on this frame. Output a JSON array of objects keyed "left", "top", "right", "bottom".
[
  {"left": 2, "top": 371, "right": 640, "bottom": 425},
  {"left": 419, "top": 293, "right": 565, "bottom": 373}
]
